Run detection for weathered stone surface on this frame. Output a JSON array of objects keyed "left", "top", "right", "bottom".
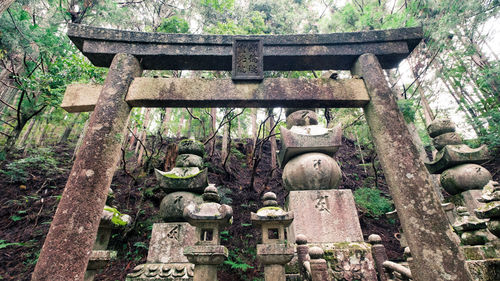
[
  {"left": 62, "top": 78, "right": 371, "bottom": 112},
  {"left": 177, "top": 140, "right": 204, "bottom": 157},
  {"left": 352, "top": 53, "right": 471, "bottom": 281},
  {"left": 159, "top": 192, "right": 203, "bottom": 222},
  {"left": 448, "top": 190, "right": 486, "bottom": 216},
  {"left": 486, "top": 220, "right": 500, "bottom": 237},
  {"left": 32, "top": 54, "right": 142, "bottom": 281},
  {"left": 232, "top": 38, "right": 263, "bottom": 80},
  {"left": 466, "top": 259, "right": 500, "bottom": 281},
  {"left": 427, "top": 118, "right": 456, "bottom": 138},
  {"left": 147, "top": 223, "right": 196, "bottom": 264},
  {"left": 432, "top": 132, "right": 463, "bottom": 151},
  {"left": 441, "top": 164, "right": 492, "bottom": 195},
  {"left": 125, "top": 263, "right": 194, "bottom": 280},
  {"left": 87, "top": 250, "right": 117, "bottom": 270},
  {"left": 285, "top": 108, "right": 316, "bottom": 116},
  {"left": 478, "top": 181, "right": 500, "bottom": 203},
  {"left": 68, "top": 24, "right": 422, "bottom": 70},
  {"left": 256, "top": 244, "right": 295, "bottom": 265},
  {"left": 282, "top": 153, "right": 341, "bottom": 190},
  {"left": 286, "top": 110, "right": 319, "bottom": 128},
  {"left": 155, "top": 168, "right": 208, "bottom": 193},
  {"left": 287, "top": 190, "right": 363, "bottom": 243},
  {"left": 309, "top": 247, "right": 333, "bottom": 281},
  {"left": 368, "top": 235, "right": 388, "bottom": 281},
  {"left": 184, "top": 245, "right": 228, "bottom": 265},
  {"left": 175, "top": 154, "right": 204, "bottom": 168},
  {"left": 278, "top": 126, "right": 342, "bottom": 167},
  {"left": 460, "top": 230, "right": 490, "bottom": 246},
  {"left": 475, "top": 201, "right": 500, "bottom": 219},
  {"left": 322, "top": 242, "right": 377, "bottom": 281},
  {"left": 462, "top": 245, "right": 500, "bottom": 260},
  {"left": 61, "top": 84, "right": 101, "bottom": 112},
  {"left": 425, "top": 144, "right": 490, "bottom": 174}
]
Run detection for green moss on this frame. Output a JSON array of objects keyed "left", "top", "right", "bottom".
[
  {"left": 446, "top": 193, "right": 465, "bottom": 207},
  {"left": 258, "top": 206, "right": 282, "bottom": 212},
  {"left": 162, "top": 168, "right": 205, "bottom": 179}
]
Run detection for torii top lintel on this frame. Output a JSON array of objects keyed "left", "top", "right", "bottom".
[{"left": 68, "top": 23, "right": 422, "bottom": 72}]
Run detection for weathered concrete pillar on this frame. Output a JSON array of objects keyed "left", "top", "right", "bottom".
[
  {"left": 32, "top": 53, "right": 142, "bottom": 281},
  {"left": 351, "top": 53, "right": 472, "bottom": 281}
]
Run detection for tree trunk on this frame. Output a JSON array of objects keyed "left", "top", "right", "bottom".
[
  {"left": 163, "top": 143, "right": 178, "bottom": 171},
  {"left": 16, "top": 117, "right": 36, "bottom": 147},
  {"left": 185, "top": 108, "right": 193, "bottom": 138},
  {"left": 267, "top": 109, "right": 277, "bottom": 172},
  {"left": 221, "top": 111, "right": 230, "bottom": 164},
  {"left": 137, "top": 108, "right": 151, "bottom": 165},
  {"left": 0, "top": 0, "right": 16, "bottom": 15},
  {"left": 59, "top": 113, "right": 81, "bottom": 144},
  {"left": 177, "top": 113, "right": 185, "bottom": 138},
  {"left": 162, "top": 107, "right": 172, "bottom": 136},
  {"left": 73, "top": 117, "right": 90, "bottom": 159},
  {"left": 251, "top": 108, "right": 257, "bottom": 144}
]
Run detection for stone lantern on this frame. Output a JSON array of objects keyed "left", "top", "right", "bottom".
[
  {"left": 251, "top": 192, "right": 294, "bottom": 281},
  {"left": 183, "top": 185, "right": 232, "bottom": 281}
]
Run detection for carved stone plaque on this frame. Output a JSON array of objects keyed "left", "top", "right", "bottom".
[
  {"left": 232, "top": 38, "right": 263, "bottom": 81},
  {"left": 287, "top": 190, "right": 364, "bottom": 244},
  {"left": 146, "top": 222, "right": 196, "bottom": 264}
]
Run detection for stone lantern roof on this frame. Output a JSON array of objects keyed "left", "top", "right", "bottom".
[
  {"left": 183, "top": 184, "right": 233, "bottom": 227},
  {"left": 251, "top": 192, "right": 293, "bottom": 226}
]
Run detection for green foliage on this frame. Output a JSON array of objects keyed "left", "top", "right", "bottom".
[
  {"left": 354, "top": 187, "right": 393, "bottom": 218},
  {"left": 397, "top": 99, "right": 417, "bottom": 123},
  {"left": 157, "top": 16, "right": 189, "bottom": 33},
  {"left": 103, "top": 206, "right": 129, "bottom": 227},
  {"left": 0, "top": 240, "right": 24, "bottom": 249},
  {"left": 0, "top": 148, "right": 60, "bottom": 183}
]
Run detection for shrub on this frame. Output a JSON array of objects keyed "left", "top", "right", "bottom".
[
  {"left": 0, "top": 147, "right": 60, "bottom": 183},
  {"left": 353, "top": 187, "right": 393, "bottom": 218}
]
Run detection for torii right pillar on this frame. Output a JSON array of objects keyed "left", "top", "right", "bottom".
[{"left": 352, "top": 53, "right": 472, "bottom": 281}]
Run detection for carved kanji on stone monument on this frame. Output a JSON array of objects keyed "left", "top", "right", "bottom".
[{"left": 232, "top": 38, "right": 263, "bottom": 81}]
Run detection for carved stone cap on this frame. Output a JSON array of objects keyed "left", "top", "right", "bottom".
[
  {"left": 296, "top": 234, "right": 308, "bottom": 245},
  {"left": 251, "top": 192, "right": 293, "bottom": 226},
  {"left": 183, "top": 186, "right": 232, "bottom": 227},
  {"left": 368, "top": 234, "right": 382, "bottom": 244}
]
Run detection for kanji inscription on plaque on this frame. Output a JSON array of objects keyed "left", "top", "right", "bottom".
[{"left": 232, "top": 38, "right": 263, "bottom": 80}]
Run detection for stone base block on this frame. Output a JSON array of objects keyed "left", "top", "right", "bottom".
[
  {"left": 466, "top": 259, "right": 500, "bottom": 281},
  {"left": 462, "top": 245, "right": 500, "bottom": 260},
  {"left": 147, "top": 223, "right": 196, "bottom": 264},
  {"left": 321, "top": 242, "right": 377, "bottom": 281},
  {"left": 125, "top": 263, "right": 194, "bottom": 280},
  {"left": 287, "top": 190, "right": 364, "bottom": 244}
]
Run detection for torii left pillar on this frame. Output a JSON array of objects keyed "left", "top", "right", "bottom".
[{"left": 32, "top": 53, "right": 142, "bottom": 281}]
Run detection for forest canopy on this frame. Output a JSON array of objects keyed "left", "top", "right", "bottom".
[{"left": 0, "top": 0, "right": 498, "bottom": 155}]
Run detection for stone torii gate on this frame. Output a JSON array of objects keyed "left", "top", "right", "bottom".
[{"left": 32, "top": 24, "right": 472, "bottom": 281}]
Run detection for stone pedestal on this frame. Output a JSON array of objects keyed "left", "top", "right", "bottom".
[
  {"left": 126, "top": 223, "right": 196, "bottom": 280},
  {"left": 84, "top": 250, "right": 117, "bottom": 281},
  {"left": 323, "top": 242, "right": 377, "bottom": 281},
  {"left": 147, "top": 223, "right": 196, "bottom": 264},
  {"left": 466, "top": 259, "right": 500, "bottom": 281},
  {"left": 286, "top": 189, "right": 363, "bottom": 244},
  {"left": 287, "top": 190, "right": 376, "bottom": 280}
]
